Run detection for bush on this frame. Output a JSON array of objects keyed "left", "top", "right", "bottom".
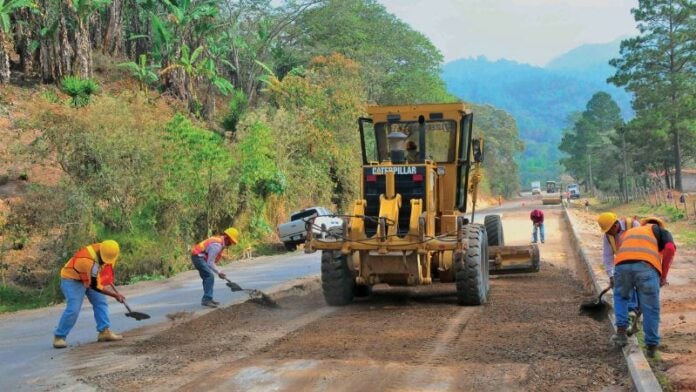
[{"left": 61, "top": 76, "right": 100, "bottom": 107}]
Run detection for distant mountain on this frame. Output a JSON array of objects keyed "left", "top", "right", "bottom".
[
  {"left": 442, "top": 40, "right": 632, "bottom": 186},
  {"left": 546, "top": 38, "right": 623, "bottom": 74}
]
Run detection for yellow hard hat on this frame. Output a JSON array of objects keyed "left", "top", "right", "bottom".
[
  {"left": 597, "top": 212, "right": 618, "bottom": 233},
  {"left": 100, "top": 240, "right": 120, "bottom": 265},
  {"left": 641, "top": 216, "right": 666, "bottom": 228},
  {"left": 224, "top": 227, "right": 240, "bottom": 244}
]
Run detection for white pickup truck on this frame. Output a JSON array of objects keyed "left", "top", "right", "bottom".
[{"left": 277, "top": 207, "right": 343, "bottom": 251}]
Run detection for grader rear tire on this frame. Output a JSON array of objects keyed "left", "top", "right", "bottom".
[
  {"left": 484, "top": 215, "right": 504, "bottom": 246},
  {"left": 321, "top": 251, "right": 355, "bottom": 306},
  {"left": 455, "top": 224, "right": 490, "bottom": 306}
]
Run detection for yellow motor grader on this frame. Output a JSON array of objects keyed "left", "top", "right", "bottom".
[{"left": 305, "top": 103, "right": 539, "bottom": 306}]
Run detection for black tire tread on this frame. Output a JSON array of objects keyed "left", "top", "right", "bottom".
[
  {"left": 321, "top": 251, "right": 355, "bottom": 306},
  {"left": 484, "top": 215, "right": 504, "bottom": 246},
  {"left": 455, "top": 224, "right": 489, "bottom": 306}
]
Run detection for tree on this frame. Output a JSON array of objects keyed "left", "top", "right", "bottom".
[
  {"left": 0, "top": 0, "right": 35, "bottom": 83},
  {"left": 559, "top": 92, "right": 624, "bottom": 192},
  {"left": 609, "top": 0, "right": 696, "bottom": 191}
]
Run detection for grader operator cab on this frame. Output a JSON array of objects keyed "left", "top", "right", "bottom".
[{"left": 305, "top": 103, "right": 539, "bottom": 306}]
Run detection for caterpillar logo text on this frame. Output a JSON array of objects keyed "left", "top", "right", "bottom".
[{"left": 371, "top": 166, "right": 417, "bottom": 175}]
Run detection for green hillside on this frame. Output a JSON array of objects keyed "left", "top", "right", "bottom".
[{"left": 442, "top": 46, "right": 632, "bottom": 187}]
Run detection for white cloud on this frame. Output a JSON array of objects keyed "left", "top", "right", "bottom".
[{"left": 378, "top": 0, "right": 638, "bottom": 66}]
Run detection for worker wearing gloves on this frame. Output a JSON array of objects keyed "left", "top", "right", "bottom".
[
  {"left": 53, "top": 240, "right": 125, "bottom": 349},
  {"left": 600, "top": 215, "right": 676, "bottom": 358},
  {"left": 530, "top": 209, "right": 544, "bottom": 243},
  {"left": 597, "top": 212, "right": 642, "bottom": 332},
  {"left": 191, "top": 227, "right": 240, "bottom": 308}
]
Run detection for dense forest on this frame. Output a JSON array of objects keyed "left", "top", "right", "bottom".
[
  {"left": 0, "top": 0, "right": 523, "bottom": 295},
  {"left": 560, "top": 1, "right": 695, "bottom": 196}
]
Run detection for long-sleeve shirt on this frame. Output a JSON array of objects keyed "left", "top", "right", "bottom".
[
  {"left": 204, "top": 242, "right": 223, "bottom": 273},
  {"left": 602, "top": 218, "right": 640, "bottom": 277}
]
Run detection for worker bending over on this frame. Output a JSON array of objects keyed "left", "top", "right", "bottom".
[
  {"left": 53, "top": 240, "right": 125, "bottom": 349},
  {"left": 191, "top": 228, "right": 240, "bottom": 308},
  {"left": 599, "top": 214, "right": 676, "bottom": 358}
]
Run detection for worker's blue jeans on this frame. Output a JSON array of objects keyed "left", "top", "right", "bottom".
[
  {"left": 614, "top": 262, "right": 661, "bottom": 346},
  {"left": 191, "top": 255, "right": 214, "bottom": 302},
  {"left": 54, "top": 278, "right": 110, "bottom": 339},
  {"left": 532, "top": 223, "right": 545, "bottom": 242}
]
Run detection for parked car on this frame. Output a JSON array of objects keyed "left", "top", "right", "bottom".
[{"left": 277, "top": 207, "right": 343, "bottom": 251}]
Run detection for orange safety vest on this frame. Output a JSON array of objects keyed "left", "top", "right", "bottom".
[
  {"left": 191, "top": 236, "right": 226, "bottom": 263},
  {"left": 615, "top": 224, "right": 662, "bottom": 274},
  {"left": 60, "top": 244, "right": 113, "bottom": 289}
]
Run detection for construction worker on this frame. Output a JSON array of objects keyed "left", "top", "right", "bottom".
[
  {"left": 53, "top": 240, "right": 125, "bottom": 349},
  {"left": 597, "top": 212, "right": 642, "bottom": 332},
  {"left": 530, "top": 208, "right": 544, "bottom": 243},
  {"left": 191, "top": 228, "right": 240, "bottom": 308},
  {"left": 406, "top": 141, "right": 418, "bottom": 163},
  {"left": 598, "top": 214, "right": 676, "bottom": 358}
]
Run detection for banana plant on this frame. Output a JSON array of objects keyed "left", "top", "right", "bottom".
[{"left": 118, "top": 54, "right": 159, "bottom": 93}]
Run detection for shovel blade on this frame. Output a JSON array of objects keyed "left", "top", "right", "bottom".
[
  {"left": 126, "top": 311, "right": 151, "bottom": 321},
  {"left": 226, "top": 281, "right": 244, "bottom": 291}
]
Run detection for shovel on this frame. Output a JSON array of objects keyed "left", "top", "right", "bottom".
[
  {"left": 580, "top": 286, "right": 611, "bottom": 313},
  {"left": 111, "top": 285, "right": 151, "bottom": 321},
  {"left": 223, "top": 278, "right": 279, "bottom": 308},
  {"left": 122, "top": 300, "right": 151, "bottom": 321}
]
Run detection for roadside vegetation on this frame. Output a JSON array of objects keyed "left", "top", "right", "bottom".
[
  {"left": 0, "top": 0, "right": 524, "bottom": 311},
  {"left": 559, "top": 2, "right": 695, "bottom": 198}
]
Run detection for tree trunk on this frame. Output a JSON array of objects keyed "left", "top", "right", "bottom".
[
  {"left": 0, "top": 30, "right": 10, "bottom": 83},
  {"left": 58, "top": 10, "right": 73, "bottom": 77},
  {"left": 14, "top": 9, "right": 35, "bottom": 75},
  {"left": 104, "top": 0, "right": 124, "bottom": 56},
  {"left": 91, "top": 12, "right": 103, "bottom": 51},
  {"left": 74, "top": 19, "right": 92, "bottom": 78},
  {"left": 671, "top": 117, "right": 682, "bottom": 192}
]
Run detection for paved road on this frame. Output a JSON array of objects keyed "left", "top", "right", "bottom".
[{"left": 0, "top": 250, "right": 320, "bottom": 391}]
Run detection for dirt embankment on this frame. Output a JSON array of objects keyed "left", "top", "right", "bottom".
[
  {"left": 569, "top": 206, "right": 696, "bottom": 391},
  {"left": 65, "top": 207, "right": 630, "bottom": 391}
]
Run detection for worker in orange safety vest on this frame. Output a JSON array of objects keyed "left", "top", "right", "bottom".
[
  {"left": 599, "top": 214, "right": 676, "bottom": 358},
  {"left": 53, "top": 240, "right": 125, "bottom": 349},
  {"left": 191, "top": 228, "right": 240, "bottom": 308}
]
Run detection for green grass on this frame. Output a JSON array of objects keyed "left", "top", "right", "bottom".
[
  {"left": 0, "top": 284, "right": 60, "bottom": 313},
  {"left": 127, "top": 273, "right": 166, "bottom": 284}
]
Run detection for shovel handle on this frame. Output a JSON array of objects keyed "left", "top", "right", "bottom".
[
  {"left": 598, "top": 286, "right": 611, "bottom": 300},
  {"left": 110, "top": 284, "right": 134, "bottom": 313}
]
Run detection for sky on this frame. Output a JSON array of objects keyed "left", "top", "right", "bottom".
[{"left": 378, "top": 0, "right": 638, "bottom": 66}]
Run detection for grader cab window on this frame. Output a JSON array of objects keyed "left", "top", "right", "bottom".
[{"left": 360, "top": 120, "right": 457, "bottom": 164}]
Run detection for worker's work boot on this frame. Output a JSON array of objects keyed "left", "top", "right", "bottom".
[
  {"left": 97, "top": 328, "right": 123, "bottom": 342},
  {"left": 646, "top": 345, "right": 658, "bottom": 358},
  {"left": 202, "top": 300, "right": 218, "bottom": 308},
  {"left": 53, "top": 336, "right": 67, "bottom": 349},
  {"left": 611, "top": 327, "right": 628, "bottom": 347},
  {"left": 211, "top": 299, "right": 220, "bottom": 305},
  {"left": 626, "top": 311, "right": 641, "bottom": 336}
]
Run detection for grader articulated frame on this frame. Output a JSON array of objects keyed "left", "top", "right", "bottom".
[{"left": 306, "top": 103, "right": 539, "bottom": 306}]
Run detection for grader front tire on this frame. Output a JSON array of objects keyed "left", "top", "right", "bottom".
[
  {"left": 321, "top": 251, "right": 355, "bottom": 306},
  {"left": 455, "top": 224, "right": 490, "bottom": 306}
]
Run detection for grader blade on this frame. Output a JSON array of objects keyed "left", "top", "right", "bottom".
[{"left": 488, "top": 244, "right": 540, "bottom": 275}]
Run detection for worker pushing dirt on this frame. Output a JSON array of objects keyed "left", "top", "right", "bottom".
[
  {"left": 190, "top": 228, "right": 240, "bottom": 308},
  {"left": 53, "top": 240, "right": 126, "bottom": 349},
  {"left": 597, "top": 213, "right": 676, "bottom": 358}
]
